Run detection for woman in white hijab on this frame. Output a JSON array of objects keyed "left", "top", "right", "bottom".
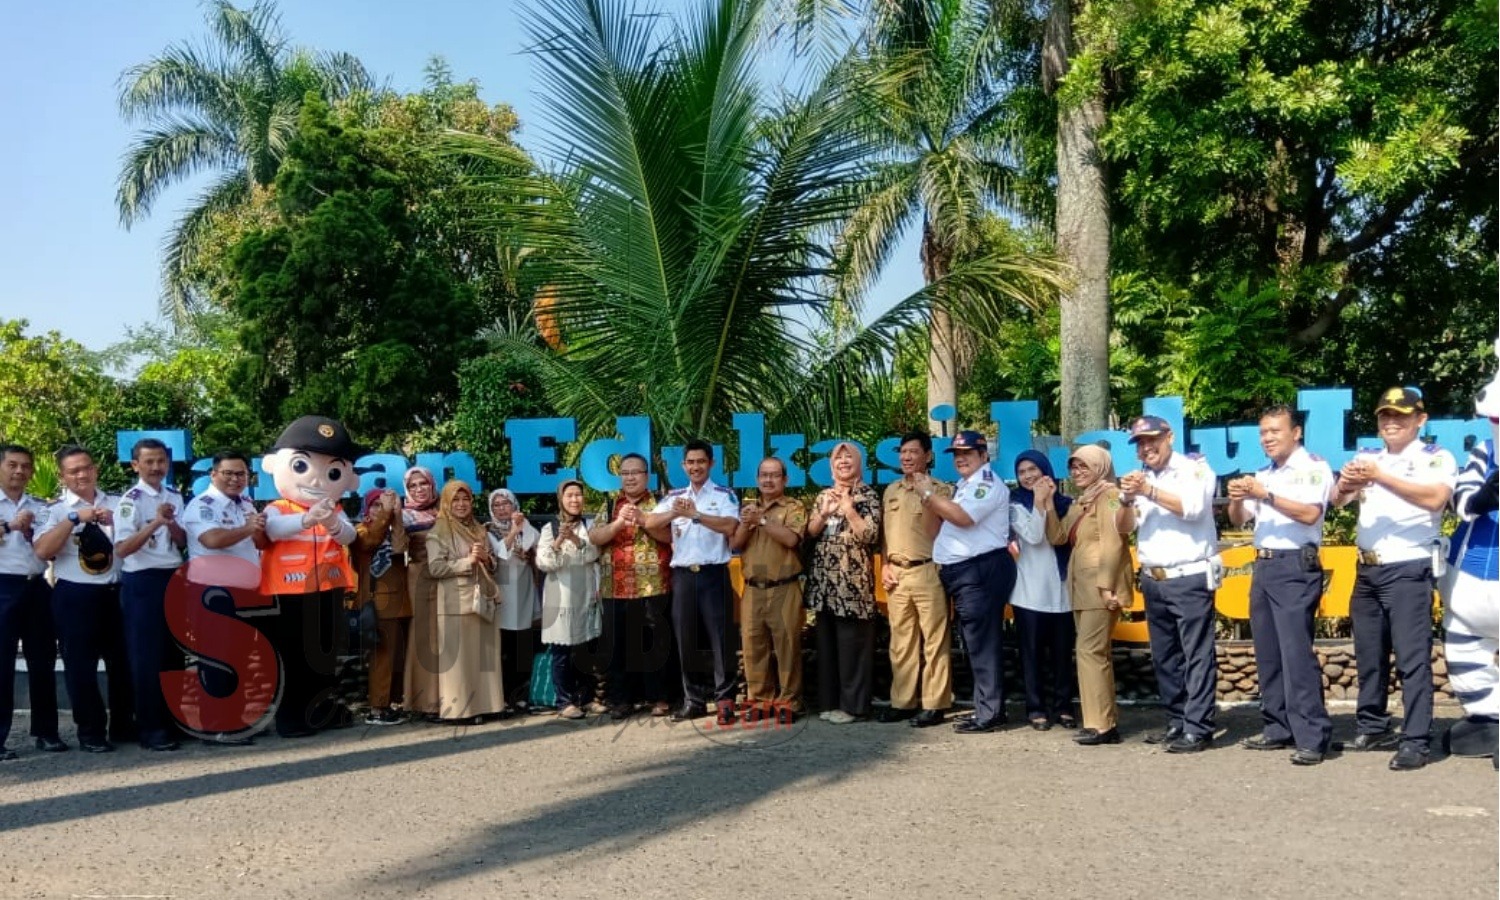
[{"left": 488, "top": 488, "right": 541, "bottom": 713}]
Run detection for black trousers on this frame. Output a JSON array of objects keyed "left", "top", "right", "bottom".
[
  {"left": 1351, "top": 559, "right": 1434, "bottom": 748},
  {"left": 550, "top": 640, "right": 598, "bottom": 710},
  {"left": 671, "top": 565, "right": 737, "bottom": 706},
  {"left": 52, "top": 580, "right": 134, "bottom": 745},
  {"left": 120, "top": 567, "right": 185, "bottom": 746},
  {"left": 0, "top": 573, "right": 60, "bottom": 745},
  {"left": 1142, "top": 570, "right": 1219, "bottom": 738},
  {"left": 816, "top": 611, "right": 874, "bottom": 716},
  {"left": 941, "top": 548, "right": 1016, "bottom": 725},
  {"left": 602, "top": 595, "right": 675, "bottom": 707},
  {"left": 1249, "top": 553, "right": 1331, "bottom": 752},
  {"left": 499, "top": 625, "right": 540, "bottom": 707},
  {"left": 265, "top": 590, "right": 345, "bottom": 735},
  {"left": 1013, "top": 605, "right": 1075, "bottom": 721}
]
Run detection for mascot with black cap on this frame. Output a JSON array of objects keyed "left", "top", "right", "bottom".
[{"left": 259, "top": 416, "right": 361, "bottom": 737}]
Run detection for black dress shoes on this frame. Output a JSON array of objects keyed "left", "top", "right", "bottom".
[
  {"left": 34, "top": 736, "right": 68, "bottom": 753},
  {"left": 201, "top": 735, "right": 255, "bottom": 747},
  {"left": 1241, "top": 734, "right": 1294, "bottom": 751},
  {"left": 670, "top": 704, "right": 707, "bottom": 722},
  {"left": 878, "top": 706, "right": 918, "bottom": 723},
  {"left": 1347, "top": 730, "right": 1400, "bottom": 752},
  {"left": 80, "top": 740, "right": 116, "bottom": 753},
  {"left": 1144, "top": 725, "right": 1184, "bottom": 745},
  {"left": 1389, "top": 743, "right": 1429, "bottom": 771},
  {"left": 144, "top": 740, "right": 181, "bottom": 752},
  {"left": 1073, "top": 728, "right": 1121, "bottom": 745},
  {"left": 910, "top": 709, "right": 945, "bottom": 728},
  {"left": 953, "top": 718, "right": 1000, "bottom": 734},
  {"left": 1165, "top": 733, "right": 1213, "bottom": 754},
  {"left": 1290, "top": 747, "right": 1325, "bottom": 766}
]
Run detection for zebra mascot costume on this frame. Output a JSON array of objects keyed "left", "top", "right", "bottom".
[{"left": 1442, "top": 339, "right": 1500, "bottom": 766}]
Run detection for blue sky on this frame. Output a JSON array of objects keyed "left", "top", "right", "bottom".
[{"left": 1, "top": 0, "right": 921, "bottom": 356}]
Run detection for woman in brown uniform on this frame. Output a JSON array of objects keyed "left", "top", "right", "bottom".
[
  {"left": 1040, "top": 444, "right": 1135, "bottom": 746},
  {"left": 401, "top": 466, "right": 442, "bottom": 718},
  {"left": 354, "top": 488, "right": 411, "bottom": 725}
]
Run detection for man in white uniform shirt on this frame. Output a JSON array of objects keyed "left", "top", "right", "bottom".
[
  {"left": 0, "top": 444, "right": 65, "bottom": 759},
  {"left": 183, "top": 451, "right": 266, "bottom": 567},
  {"left": 917, "top": 430, "right": 1014, "bottom": 734},
  {"left": 113, "top": 438, "right": 188, "bottom": 752},
  {"left": 645, "top": 439, "right": 740, "bottom": 725},
  {"left": 1332, "top": 387, "right": 1455, "bottom": 771},
  {"left": 32, "top": 446, "right": 134, "bottom": 753},
  {"left": 1120, "top": 416, "right": 1221, "bottom": 754},
  {"left": 1228, "top": 405, "right": 1335, "bottom": 765}
]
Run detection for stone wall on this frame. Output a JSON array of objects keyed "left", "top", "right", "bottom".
[{"left": 1101, "top": 639, "right": 1456, "bottom": 704}]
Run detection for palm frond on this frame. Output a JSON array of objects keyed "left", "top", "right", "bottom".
[
  {"left": 116, "top": 118, "right": 241, "bottom": 224},
  {"left": 158, "top": 171, "right": 253, "bottom": 327}
]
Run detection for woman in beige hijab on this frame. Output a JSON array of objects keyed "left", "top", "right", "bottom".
[
  {"left": 1039, "top": 444, "right": 1135, "bottom": 746},
  {"left": 425, "top": 480, "right": 506, "bottom": 723}
]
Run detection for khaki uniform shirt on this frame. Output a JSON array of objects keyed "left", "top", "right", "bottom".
[
  {"left": 740, "top": 495, "right": 807, "bottom": 586},
  {"left": 883, "top": 478, "right": 951, "bottom": 589}
]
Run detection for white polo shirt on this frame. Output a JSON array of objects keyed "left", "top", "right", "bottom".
[
  {"left": 36, "top": 489, "right": 120, "bottom": 584},
  {"left": 1134, "top": 451, "right": 1219, "bottom": 567},
  {"left": 114, "top": 479, "right": 187, "bottom": 573},
  {"left": 1352, "top": 441, "right": 1457, "bottom": 562},
  {"left": 655, "top": 480, "right": 738, "bottom": 567},
  {"left": 934, "top": 465, "right": 1009, "bottom": 565},
  {"left": 0, "top": 492, "right": 46, "bottom": 577},
  {"left": 1245, "top": 446, "right": 1333, "bottom": 550},
  {"left": 183, "top": 485, "right": 262, "bottom": 566}
]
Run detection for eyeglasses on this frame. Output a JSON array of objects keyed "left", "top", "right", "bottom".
[
  {"left": 215, "top": 470, "right": 250, "bottom": 479},
  {"left": 618, "top": 469, "right": 648, "bottom": 476}
]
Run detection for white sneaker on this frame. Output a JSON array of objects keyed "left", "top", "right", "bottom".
[
  {"left": 818, "top": 711, "right": 833, "bottom": 721},
  {"left": 826, "top": 710, "right": 857, "bottom": 725}
]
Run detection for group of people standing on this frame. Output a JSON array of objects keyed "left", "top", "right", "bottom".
[{"left": 2, "top": 382, "right": 1495, "bottom": 773}]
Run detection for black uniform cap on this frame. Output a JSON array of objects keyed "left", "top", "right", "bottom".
[{"left": 271, "top": 416, "right": 364, "bottom": 461}]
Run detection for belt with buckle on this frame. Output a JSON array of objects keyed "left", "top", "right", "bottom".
[
  {"left": 1255, "top": 548, "right": 1298, "bottom": 559},
  {"left": 745, "top": 573, "right": 801, "bottom": 589},
  {"left": 1357, "top": 549, "right": 1425, "bottom": 567},
  {"left": 886, "top": 557, "right": 932, "bottom": 569},
  {"left": 684, "top": 563, "right": 726, "bottom": 573},
  {"left": 1142, "top": 559, "right": 1213, "bottom": 581}
]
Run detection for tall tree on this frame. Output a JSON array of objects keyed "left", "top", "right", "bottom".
[
  {"left": 839, "top": 0, "right": 1049, "bottom": 433},
  {"left": 116, "top": 0, "right": 371, "bottom": 326},
  {"left": 1044, "top": 0, "right": 1112, "bottom": 439},
  {"left": 228, "top": 98, "right": 482, "bottom": 445},
  {"left": 452, "top": 0, "right": 1060, "bottom": 448}
]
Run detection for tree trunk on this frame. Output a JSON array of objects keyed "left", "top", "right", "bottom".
[
  {"left": 922, "top": 218, "right": 959, "bottom": 435},
  {"left": 1046, "top": 1, "right": 1111, "bottom": 441}
]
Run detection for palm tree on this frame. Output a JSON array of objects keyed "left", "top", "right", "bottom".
[
  {"left": 836, "top": 0, "right": 1051, "bottom": 433},
  {"left": 449, "top": 0, "right": 1060, "bottom": 449},
  {"left": 115, "top": 0, "right": 372, "bottom": 326}
]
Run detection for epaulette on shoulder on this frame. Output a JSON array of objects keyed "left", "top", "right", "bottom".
[
  {"left": 199, "top": 495, "right": 216, "bottom": 506},
  {"left": 125, "top": 488, "right": 142, "bottom": 500},
  {"left": 165, "top": 484, "right": 181, "bottom": 493},
  {"left": 1357, "top": 446, "right": 1380, "bottom": 455},
  {"left": 713, "top": 485, "right": 735, "bottom": 495},
  {"left": 1421, "top": 443, "right": 1443, "bottom": 454},
  {"left": 1307, "top": 453, "right": 1326, "bottom": 462},
  {"left": 1185, "top": 452, "right": 1205, "bottom": 461}
]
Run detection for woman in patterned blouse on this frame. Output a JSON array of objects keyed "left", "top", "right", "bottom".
[{"left": 805, "top": 442, "right": 883, "bottom": 723}]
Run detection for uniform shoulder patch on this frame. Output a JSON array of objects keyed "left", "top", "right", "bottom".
[
  {"left": 198, "top": 504, "right": 215, "bottom": 522},
  {"left": 974, "top": 485, "right": 990, "bottom": 500}
]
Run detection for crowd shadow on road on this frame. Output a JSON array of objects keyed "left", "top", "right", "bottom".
[
  {"left": 0, "top": 717, "right": 552, "bottom": 832},
  {"left": 349, "top": 716, "right": 911, "bottom": 895}
]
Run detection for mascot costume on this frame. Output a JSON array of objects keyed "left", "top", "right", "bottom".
[
  {"left": 1442, "top": 339, "right": 1500, "bottom": 767},
  {"left": 260, "top": 416, "right": 360, "bottom": 737}
]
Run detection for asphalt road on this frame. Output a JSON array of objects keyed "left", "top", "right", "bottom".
[{"left": 0, "top": 703, "right": 1495, "bottom": 900}]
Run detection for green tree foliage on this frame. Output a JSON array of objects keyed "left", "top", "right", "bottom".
[
  {"left": 228, "top": 97, "right": 482, "bottom": 447},
  {"left": 448, "top": 0, "right": 1061, "bottom": 453},
  {"left": 0, "top": 320, "right": 115, "bottom": 460},
  {"left": 1091, "top": 0, "right": 1497, "bottom": 417},
  {"left": 116, "top": 0, "right": 372, "bottom": 325},
  {"left": 451, "top": 353, "right": 554, "bottom": 488}
]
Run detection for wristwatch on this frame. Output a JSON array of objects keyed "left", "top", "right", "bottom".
[
  {"left": 759, "top": 517, "right": 768, "bottom": 527},
  {"left": 0, "top": 521, "right": 9, "bottom": 535},
  {"left": 68, "top": 511, "right": 82, "bottom": 526},
  {"left": 1265, "top": 492, "right": 1277, "bottom": 508}
]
